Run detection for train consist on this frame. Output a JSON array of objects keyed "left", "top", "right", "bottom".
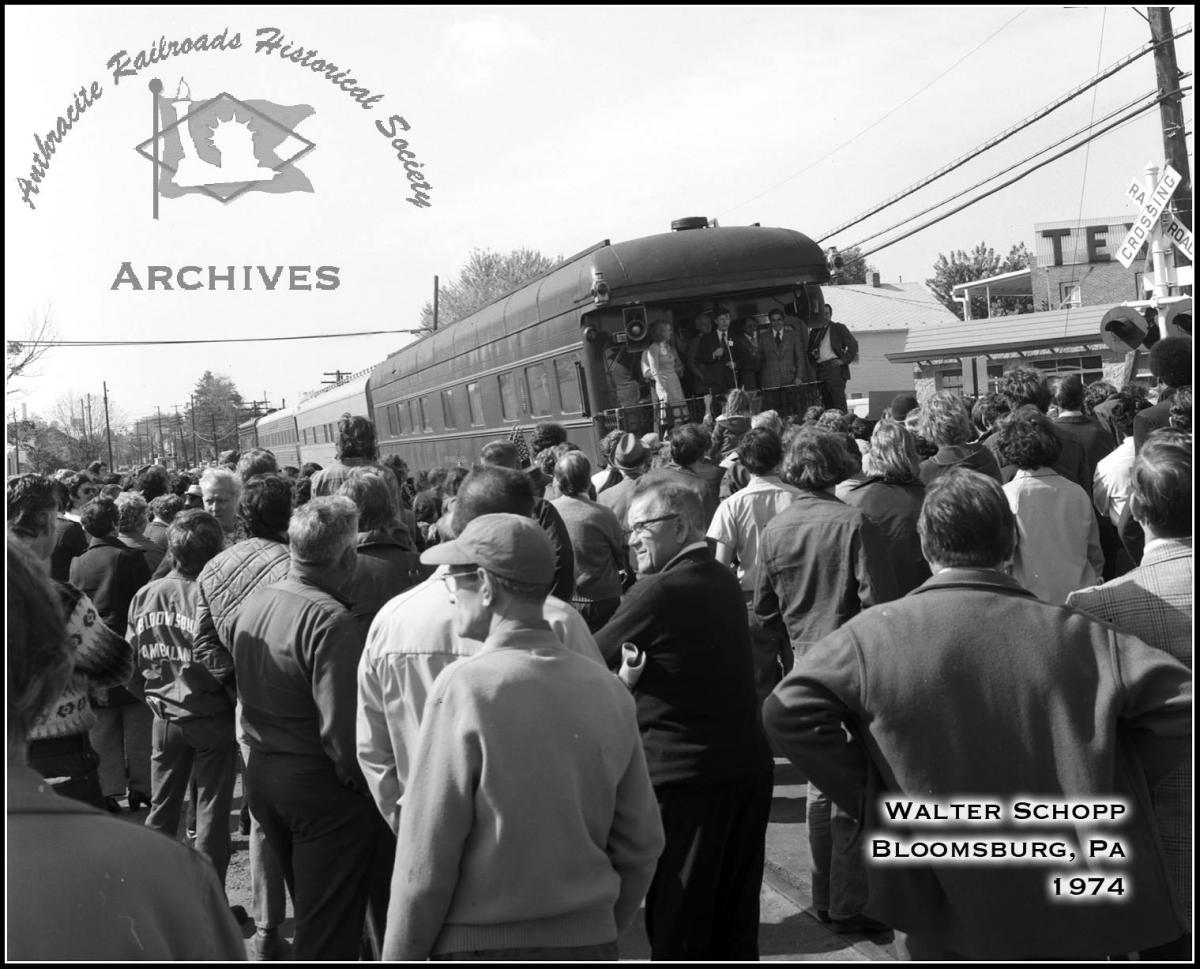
[{"left": 238, "top": 218, "right": 832, "bottom": 468}]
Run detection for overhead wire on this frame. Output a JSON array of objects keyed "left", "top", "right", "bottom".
[
  {"left": 1061, "top": 7, "right": 1109, "bottom": 334},
  {"left": 816, "top": 22, "right": 1193, "bottom": 244},
  {"left": 840, "top": 86, "right": 1164, "bottom": 252},
  {"left": 858, "top": 90, "right": 1183, "bottom": 260},
  {"left": 718, "top": 6, "right": 1030, "bottom": 217}
]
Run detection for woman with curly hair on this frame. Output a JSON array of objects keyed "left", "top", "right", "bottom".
[
  {"left": 997, "top": 406, "right": 1103, "bottom": 604},
  {"left": 840, "top": 422, "right": 931, "bottom": 596},
  {"left": 917, "top": 391, "right": 1002, "bottom": 485}
]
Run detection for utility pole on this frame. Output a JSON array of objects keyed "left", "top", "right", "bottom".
[
  {"left": 1149, "top": 7, "right": 1193, "bottom": 247},
  {"left": 174, "top": 405, "right": 187, "bottom": 467},
  {"left": 210, "top": 411, "right": 219, "bottom": 462},
  {"left": 432, "top": 274, "right": 439, "bottom": 331},
  {"left": 189, "top": 395, "right": 199, "bottom": 467},
  {"left": 10, "top": 409, "right": 19, "bottom": 474},
  {"left": 86, "top": 393, "right": 94, "bottom": 441},
  {"left": 156, "top": 406, "right": 166, "bottom": 464},
  {"left": 102, "top": 381, "right": 114, "bottom": 470}
]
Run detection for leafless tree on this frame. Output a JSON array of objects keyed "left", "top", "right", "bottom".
[{"left": 6, "top": 308, "right": 57, "bottom": 394}]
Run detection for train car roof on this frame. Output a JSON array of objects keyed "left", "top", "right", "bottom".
[
  {"left": 374, "top": 223, "right": 828, "bottom": 385},
  {"left": 256, "top": 400, "right": 302, "bottom": 429},
  {"left": 294, "top": 371, "right": 372, "bottom": 416}
]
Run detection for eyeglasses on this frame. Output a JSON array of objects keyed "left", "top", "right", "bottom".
[
  {"left": 441, "top": 567, "right": 483, "bottom": 594},
  {"left": 78, "top": 487, "right": 98, "bottom": 497},
  {"left": 624, "top": 514, "right": 678, "bottom": 538}
]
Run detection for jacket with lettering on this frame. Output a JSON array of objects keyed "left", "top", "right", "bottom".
[{"left": 127, "top": 572, "right": 233, "bottom": 722}]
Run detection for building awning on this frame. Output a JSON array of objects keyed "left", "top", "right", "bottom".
[
  {"left": 950, "top": 267, "right": 1033, "bottom": 299},
  {"left": 886, "top": 302, "right": 1123, "bottom": 363}
]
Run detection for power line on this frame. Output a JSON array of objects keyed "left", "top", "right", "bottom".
[
  {"left": 842, "top": 86, "right": 1164, "bottom": 252},
  {"left": 858, "top": 92, "right": 1172, "bottom": 260},
  {"left": 817, "top": 22, "right": 1193, "bottom": 244},
  {"left": 718, "top": 7, "right": 1030, "bottom": 216},
  {"left": 37, "top": 328, "right": 432, "bottom": 348}
]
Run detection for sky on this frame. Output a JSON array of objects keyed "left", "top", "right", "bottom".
[{"left": 5, "top": 4, "right": 1195, "bottom": 427}]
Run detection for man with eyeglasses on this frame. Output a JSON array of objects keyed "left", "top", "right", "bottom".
[
  {"left": 595, "top": 476, "right": 773, "bottom": 959},
  {"left": 384, "top": 514, "right": 663, "bottom": 961}
]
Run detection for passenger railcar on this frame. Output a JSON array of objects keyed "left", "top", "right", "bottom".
[
  {"left": 255, "top": 401, "right": 303, "bottom": 469},
  {"left": 295, "top": 371, "right": 372, "bottom": 469},
  {"left": 237, "top": 417, "right": 259, "bottom": 456},
  {"left": 370, "top": 219, "right": 831, "bottom": 468}
]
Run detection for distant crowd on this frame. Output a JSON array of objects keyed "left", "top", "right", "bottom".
[{"left": 6, "top": 334, "right": 1192, "bottom": 961}]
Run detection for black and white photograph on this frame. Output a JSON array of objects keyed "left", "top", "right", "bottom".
[{"left": 5, "top": 4, "right": 1193, "bottom": 962}]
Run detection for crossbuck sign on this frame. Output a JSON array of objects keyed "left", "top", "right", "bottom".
[{"left": 1118, "top": 165, "right": 1182, "bottom": 268}]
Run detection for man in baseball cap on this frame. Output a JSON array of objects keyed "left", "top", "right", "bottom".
[{"left": 387, "top": 513, "right": 663, "bottom": 960}]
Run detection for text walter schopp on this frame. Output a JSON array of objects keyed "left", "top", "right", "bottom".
[{"left": 15, "top": 26, "right": 432, "bottom": 211}]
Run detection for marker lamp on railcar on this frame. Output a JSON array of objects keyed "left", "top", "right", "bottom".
[
  {"left": 583, "top": 326, "right": 600, "bottom": 343},
  {"left": 826, "top": 247, "right": 845, "bottom": 278},
  {"left": 591, "top": 269, "right": 611, "bottom": 306}
]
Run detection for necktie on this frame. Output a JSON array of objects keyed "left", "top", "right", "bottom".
[{"left": 775, "top": 331, "right": 782, "bottom": 348}]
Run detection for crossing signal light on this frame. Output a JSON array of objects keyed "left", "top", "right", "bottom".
[
  {"left": 1099, "top": 297, "right": 1191, "bottom": 353},
  {"left": 1159, "top": 297, "right": 1192, "bottom": 339}
]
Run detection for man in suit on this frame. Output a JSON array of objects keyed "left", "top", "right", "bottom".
[
  {"left": 760, "top": 310, "right": 808, "bottom": 416},
  {"left": 1067, "top": 432, "right": 1192, "bottom": 960},
  {"left": 764, "top": 468, "right": 1192, "bottom": 960},
  {"left": 807, "top": 303, "right": 859, "bottom": 412},
  {"left": 594, "top": 478, "right": 774, "bottom": 959},
  {"left": 689, "top": 309, "right": 739, "bottom": 418},
  {"left": 1134, "top": 336, "right": 1191, "bottom": 450}
]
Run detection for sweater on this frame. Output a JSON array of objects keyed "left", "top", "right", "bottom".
[
  {"left": 383, "top": 627, "right": 664, "bottom": 960},
  {"left": 28, "top": 583, "right": 133, "bottom": 741}
]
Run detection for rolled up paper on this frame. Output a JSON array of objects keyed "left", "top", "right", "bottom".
[{"left": 618, "top": 642, "right": 645, "bottom": 689}]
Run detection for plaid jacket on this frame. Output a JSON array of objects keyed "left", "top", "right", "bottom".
[{"left": 1067, "top": 537, "right": 1193, "bottom": 923}]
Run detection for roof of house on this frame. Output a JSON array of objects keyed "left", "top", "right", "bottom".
[
  {"left": 824, "top": 281, "right": 960, "bottom": 333},
  {"left": 887, "top": 301, "right": 1124, "bottom": 362}
]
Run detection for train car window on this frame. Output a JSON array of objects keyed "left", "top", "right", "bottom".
[
  {"left": 466, "top": 382, "right": 484, "bottom": 426},
  {"left": 386, "top": 404, "right": 398, "bottom": 438},
  {"left": 555, "top": 358, "right": 582, "bottom": 414},
  {"left": 419, "top": 397, "right": 432, "bottom": 432},
  {"left": 406, "top": 400, "right": 418, "bottom": 433},
  {"left": 498, "top": 372, "right": 519, "bottom": 421},
  {"left": 526, "top": 362, "right": 552, "bottom": 417},
  {"left": 441, "top": 389, "right": 457, "bottom": 429}
]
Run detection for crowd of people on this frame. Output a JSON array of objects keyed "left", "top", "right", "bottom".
[{"left": 5, "top": 334, "right": 1192, "bottom": 961}]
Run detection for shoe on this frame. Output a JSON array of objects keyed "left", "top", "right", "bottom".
[
  {"left": 813, "top": 908, "right": 831, "bottom": 924},
  {"left": 252, "top": 928, "right": 288, "bottom": 961},
  {"left": 239, "top": 804, "right": 251, "bottom": 837},
  {"left": 229, "top": 905, "right": 250, "bottom": 926},
  {"left": 128, "top": 791, "right": 152, "bottom": 811},
  {"left": 830, "top": 914, "right": 892, "bottom": 935},
  {"left": 103, "top": 796, "right": 122, "bottom": 814}
]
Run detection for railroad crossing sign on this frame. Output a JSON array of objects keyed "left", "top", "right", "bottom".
[
  {"left": 1160, "top": 211, "right": 1194, "bottom": 262},
  {"left": 1117, "top": 164, "right": 1182, "bottom": 268}
]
